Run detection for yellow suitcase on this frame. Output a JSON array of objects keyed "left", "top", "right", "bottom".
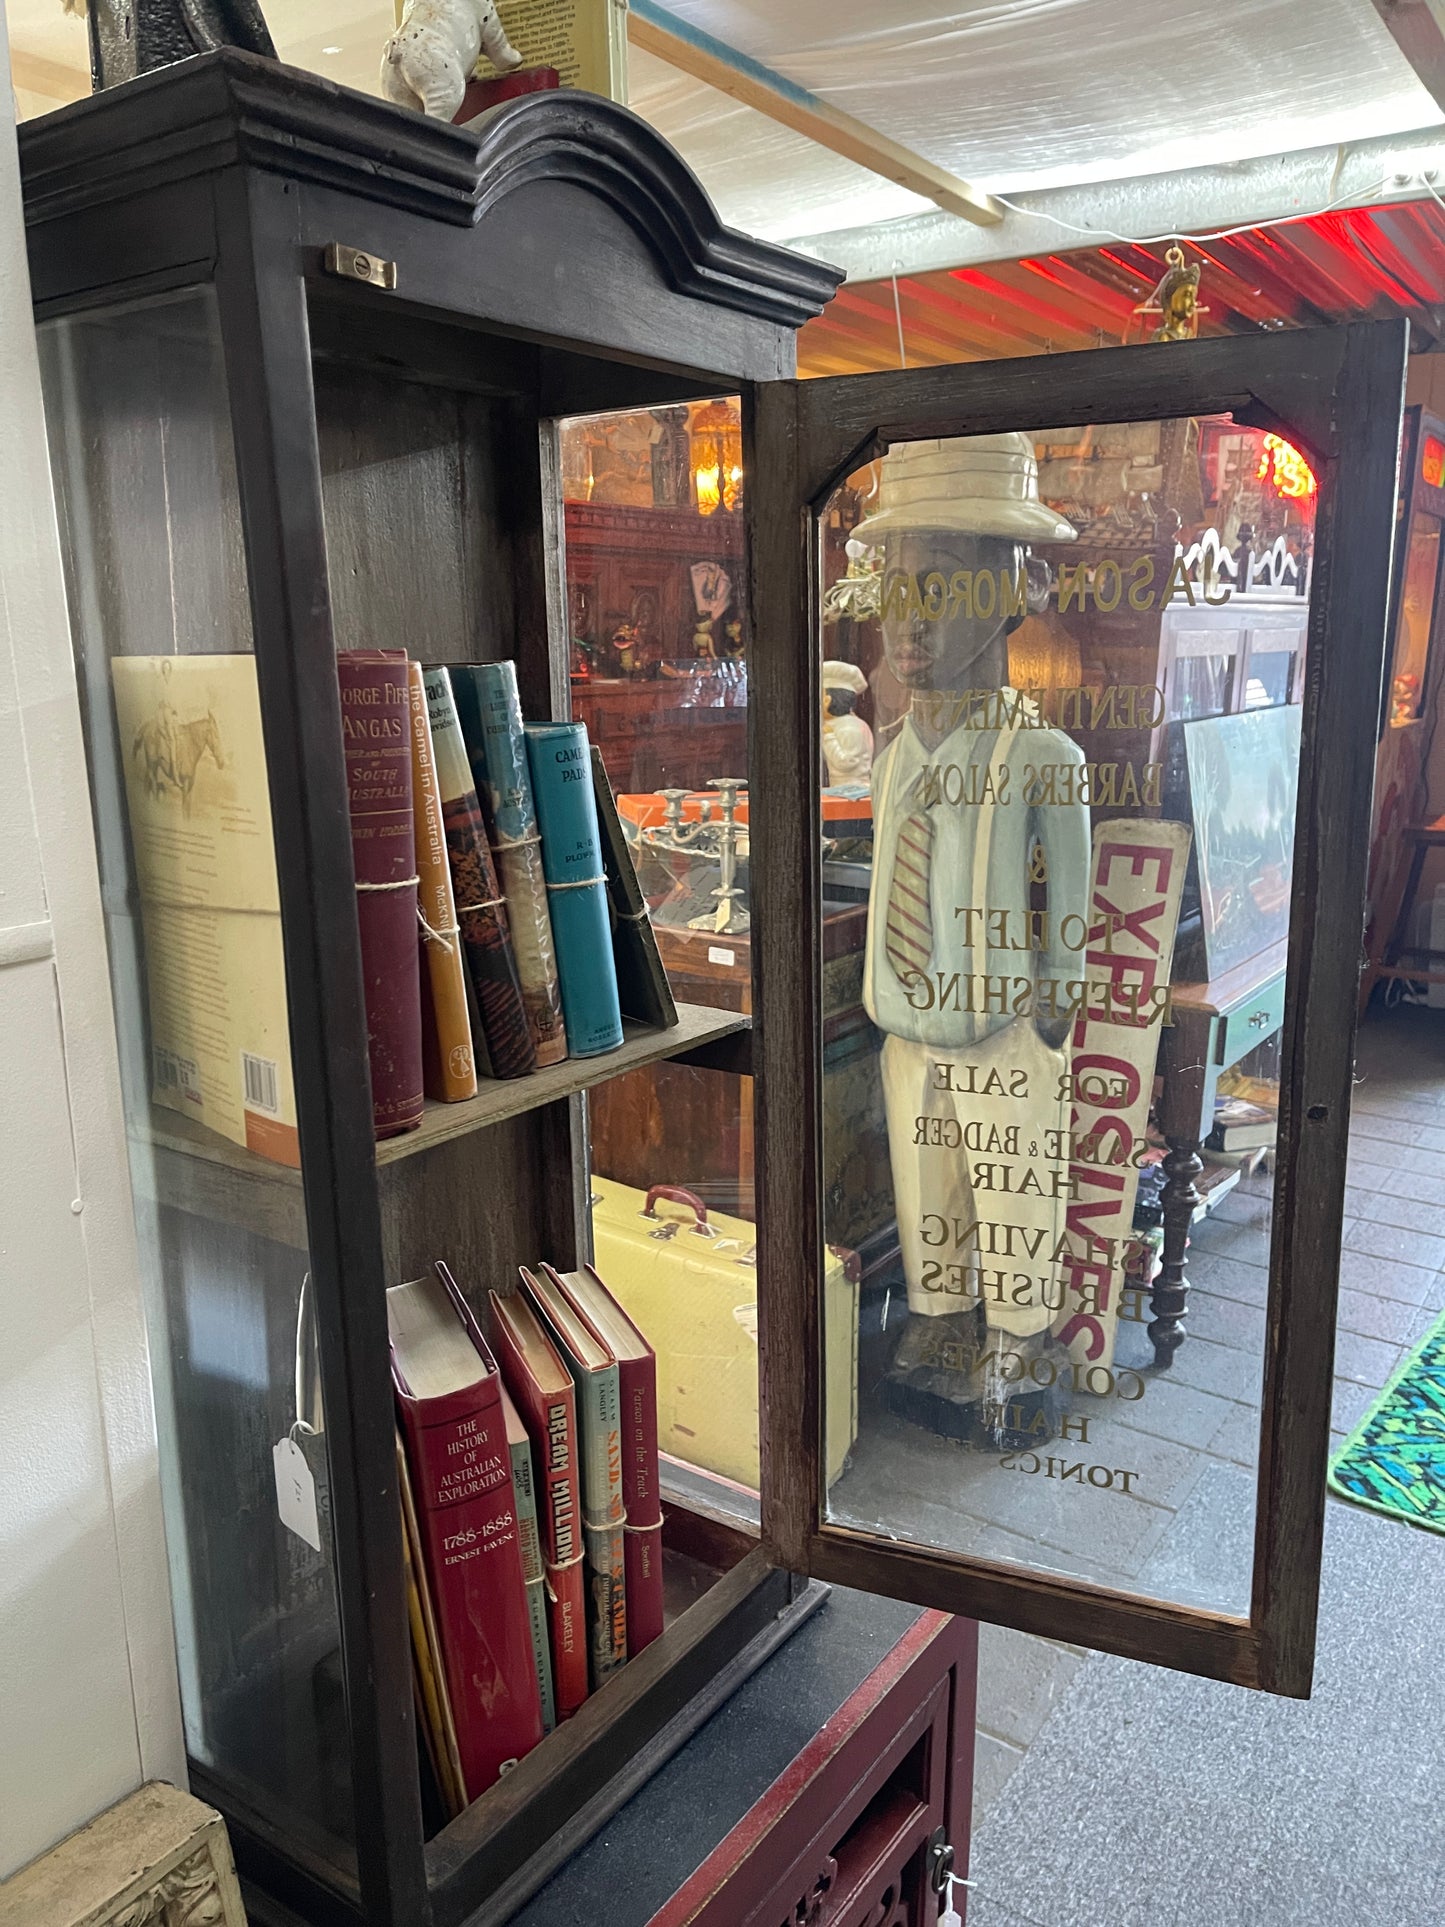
[{"left": 589, "top": 1174, "right": 859, "bottom": 1491}]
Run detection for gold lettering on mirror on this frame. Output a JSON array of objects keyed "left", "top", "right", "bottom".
[{"left": 910, "top": 682, "right": 1168, "bottom": 737}]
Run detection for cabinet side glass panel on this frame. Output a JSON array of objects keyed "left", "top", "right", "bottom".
[
  {"left": 561, "top": 402, "right": 769, "bottom": 1525},
  {"left": 818, "top": 419, "right": 1316, "bottom": 1618},
  {"left": 38, "top": 290, "right": 356, "bottom": 1874}
]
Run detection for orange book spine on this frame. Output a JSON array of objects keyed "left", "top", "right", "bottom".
[{"left": 408, "top": 661, "right": 478, "bottom": 1103}]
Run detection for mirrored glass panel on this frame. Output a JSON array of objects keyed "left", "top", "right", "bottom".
[{"left": 818, "top": 417, "right": 1316, "bottom": 1616}]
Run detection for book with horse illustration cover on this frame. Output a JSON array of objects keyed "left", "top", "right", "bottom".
[{"left": 112, "top": 653, "right": 299, "bottom": 1166}]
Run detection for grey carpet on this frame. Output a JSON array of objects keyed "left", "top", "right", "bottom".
[{"left": 968, "top": 1480, "right": 1445, "bottom": 1925}]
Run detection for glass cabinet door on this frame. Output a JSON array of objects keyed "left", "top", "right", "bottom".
[
  {"left": 38, "top": 289, "right": 357, "bottom": 1881},
  {"left": 750, "top": 323, "right": 1406, "bottom": 1697}
]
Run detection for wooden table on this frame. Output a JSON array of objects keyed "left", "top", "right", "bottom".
[{"left": 1153, "top": 939, "right": 1288, "bottom": 1368}]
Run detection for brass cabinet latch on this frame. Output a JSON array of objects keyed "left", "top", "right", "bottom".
[{"left": 322, "top": 244, "right": 397, "bottom": 290}]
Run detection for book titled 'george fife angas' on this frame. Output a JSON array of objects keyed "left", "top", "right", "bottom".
[
  {"left": 337, "top": 652, "right": 423, "bottom": 1138},
  {"left": 388, "top": 1263, "right": 543, "bottom": 1800}
]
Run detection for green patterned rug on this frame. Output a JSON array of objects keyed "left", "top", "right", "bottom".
[{"left": 1329, "top": 1308, "right": 1445, "bottom": 1534}]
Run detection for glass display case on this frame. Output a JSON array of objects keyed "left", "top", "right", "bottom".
[
  {"left": 23, "top": 56, "right": 841, "bottom": 1927},
  {"left": 22, "top": 48, "right": 1405, "bottom": 1927}
]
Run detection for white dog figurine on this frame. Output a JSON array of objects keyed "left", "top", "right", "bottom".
[{"left": 381, "top": 0, "right": 523, "bottom": 121}]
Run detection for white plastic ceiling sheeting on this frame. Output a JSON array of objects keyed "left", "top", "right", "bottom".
[
  {"left": 630, "top": 0, "right": 1443, "bottom": 242},
  {"left": 629, "top": 44, "right": 933, "bottom": 243}
]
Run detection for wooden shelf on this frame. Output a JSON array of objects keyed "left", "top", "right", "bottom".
[
  {"left": 378, "top": 1003, "right": 751, "bottom": 1165},
  {"left": 127, "top": 1003, "right": 751, "bottom": 1241}
]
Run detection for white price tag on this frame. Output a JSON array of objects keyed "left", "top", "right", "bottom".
[
  {"left": 273, "top": 1435, "right": 321, "bottom": 1551},
  {"left": 939, "top": 1869, "right": 972, "bottom": 1924},
  {"left": 708, "top": 946, "right": 736, "bottom": 966}
]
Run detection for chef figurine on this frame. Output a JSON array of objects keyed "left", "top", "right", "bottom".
[
  {"left": 822, "top": 661, "right": 874, "bottom": 788},
  {"left": 855, "top": 435, "right": 1088, "bottom": 1446}
]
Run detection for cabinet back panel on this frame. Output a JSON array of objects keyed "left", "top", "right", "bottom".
[{"left": 314, "top": 365, "right": 522, "bottom": 669}]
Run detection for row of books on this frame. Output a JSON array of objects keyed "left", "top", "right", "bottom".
[
  {"left": 388, "top": 1256, "right": 663, "bottom": 1812},
  {"left": 338, "top": 652, "right": 676, "bottom": 1140}
]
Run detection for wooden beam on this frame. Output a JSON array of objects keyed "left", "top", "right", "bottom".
[
  {"left": 1369, "top": 0, "right": 1445, "bottom": 113},
  {"left": 10, "top": 50, "right": 90, "bottom": 107},
  {"left": 628, "top": 0, "right": 1002, "bottom": 228}
]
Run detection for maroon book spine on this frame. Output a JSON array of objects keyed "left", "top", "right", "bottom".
[
  {"left": 615, "top": 1349, "right": 663, "bottom": 1656},
  {"left": 393, "top": 1279, "right": 544, "bottom": 1801},
  {"left": 489, "top": 1292, "right": 591, "bottom": 1719},
  {"left": 337, "top": 651, "right": 424, "bottom": 1138}
]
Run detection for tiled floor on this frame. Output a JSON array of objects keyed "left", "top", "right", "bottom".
[{"left": 966, "top": 1002, "right": 1445, "bottom": 1925}]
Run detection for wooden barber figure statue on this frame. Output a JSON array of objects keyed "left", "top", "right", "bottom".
[{"left": 855, "top": 435, "right": 1088, "bottom": 1446}]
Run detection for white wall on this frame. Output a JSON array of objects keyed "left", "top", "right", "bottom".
[{"left": 0, "top": 2, "right": 185, "bottom": 1880}]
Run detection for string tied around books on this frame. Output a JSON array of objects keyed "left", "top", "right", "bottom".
[
  {"left": 547, "top": 873, "right": 606, "bottom": 892},
  {"left": 454, "top": 896, "right": 505, "bottom": 914},
  {"left": 356, "top": 873, "right": 420, "bottom": 893},
  {"left": 416, "top": 905, "right": 459, "bottom": 954},
  {"left": 492, "top": 828, "right": 543, "bottom": 854}
]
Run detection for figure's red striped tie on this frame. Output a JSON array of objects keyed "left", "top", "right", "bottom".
[{"left": 885, "top": 806, "right": 934, "bottom": 981}]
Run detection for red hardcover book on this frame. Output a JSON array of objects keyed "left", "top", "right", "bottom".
[
  {"left": 545, "top": 1264, "right": 664, "bottom": 1657},
  {"left": 388, "top": 1263, "right": 544, "bottom": 1800},
  {"left": 488, "top": 1287, "right": 590, "bottom": 1719},
  {"left": 337, "top": 651, "right": 424, "bottom": 1138},
  {"left": 453, "top": 64, "right": 560, "bottom": 123}
]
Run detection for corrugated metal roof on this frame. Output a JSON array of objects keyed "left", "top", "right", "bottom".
[{"left": 796, "top": 199, "right": 1445, "bottom": 374}]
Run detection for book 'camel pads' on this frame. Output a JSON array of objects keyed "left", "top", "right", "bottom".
[{"left": 111, "top": 654, "right": 299, "bottom": 1166}]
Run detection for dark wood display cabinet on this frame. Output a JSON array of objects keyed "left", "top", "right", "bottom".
[{"left": 19, "top": 44, "right": 1408, "bottom": 1927}]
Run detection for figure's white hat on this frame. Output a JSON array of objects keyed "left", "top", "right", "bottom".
[
  {"left": 853, "top": 433, "right": 1076, "bottom": 545},
  {"left": 822, "top": 660, "right": 867, "bottom": 693}
]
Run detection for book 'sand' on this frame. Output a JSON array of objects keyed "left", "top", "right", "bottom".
[{"left": 388, "top": 1257, "right": 663, "bottom": 1809}]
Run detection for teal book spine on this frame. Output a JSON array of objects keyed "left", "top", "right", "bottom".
[
  {"left": 508, "top": 1431, "right": 557, "bottom": 1733},
  {"left": 524, "top": 722, "right": 623, "bottom": 1057}
]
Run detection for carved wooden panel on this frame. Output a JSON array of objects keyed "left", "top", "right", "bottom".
[
  {"left": 644, "top": 1617, "right": 975, "bottom": 1927},
  {"left": 776, "top": 1852, "right": 836, "bottom": 1927}
]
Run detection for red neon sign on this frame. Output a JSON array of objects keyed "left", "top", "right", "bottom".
[
  {"left": 1423, "top": 434, "right": 1445, "bottom": 490},
  {"left": 1256, "top": 433, "right": 1317, "bottom": 501}
]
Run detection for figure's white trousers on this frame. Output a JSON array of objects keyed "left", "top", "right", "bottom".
[{"left": 880, "top": 1024, "right": 1071, "bottom": 1336}]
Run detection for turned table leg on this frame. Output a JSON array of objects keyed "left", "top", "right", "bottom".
[{"left": 1151, "top": 1135, "right": 1203, "bottom": 1369}]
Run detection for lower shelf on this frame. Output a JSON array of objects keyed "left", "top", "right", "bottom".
[{"left": 212, "top": 1527, "right": 824, "bottom": 1927}]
